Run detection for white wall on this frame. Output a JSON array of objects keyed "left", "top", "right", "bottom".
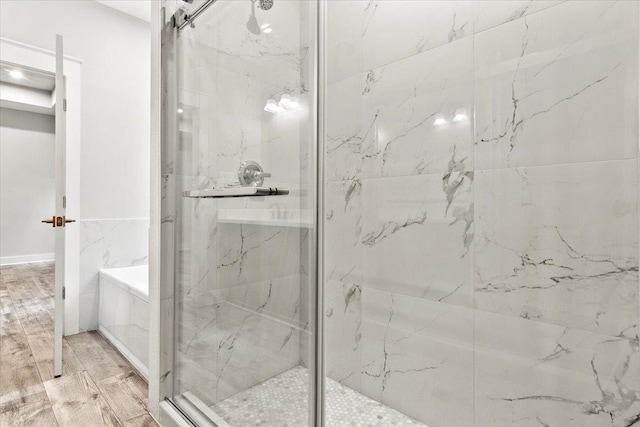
[
  {"left": 0, "top": 0, "right": 150, "bottom": 220},
  {"left": 0, "top": 1, "right": 150, "bottom": 333},
  {"left": 0, "top": 108, "right": 55, "bottom": 264}
]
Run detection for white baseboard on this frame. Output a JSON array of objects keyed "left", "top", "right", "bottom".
[{"left": 0, "top": 253, "right": 54, "bottom": 266}]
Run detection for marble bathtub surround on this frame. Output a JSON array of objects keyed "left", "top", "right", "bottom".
[{"left": 79, "top": 219, "right": 149, "bottom": 332}]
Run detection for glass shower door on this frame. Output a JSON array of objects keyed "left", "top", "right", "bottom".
[{"left": 166, "top": 1, "right": 317, "bottom": 425}]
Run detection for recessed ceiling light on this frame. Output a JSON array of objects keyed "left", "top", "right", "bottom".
[
  {"left": 9, "top": 69, "right": 25, "bottom": 80},
  {"left": 263, "top": 27, "right": 273, "bottom": 34},
  {"left": 260, "top": 23, "right": 270, "bottom": 29}
]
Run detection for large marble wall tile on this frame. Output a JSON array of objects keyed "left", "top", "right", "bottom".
[
  {"left": 175, "top": 175, "right": 218, "bottom": 298},
  {"left": 361, "top": 0, "right": 472, "bottom": 72},
  {"left": 475, "top": 160, "right": 638, "bottom": 338},
  {"left": 327, "top": 74, "right": 364, "bottom": 182},
  {"left": 214, "top": 300, "right": 301, "bottom": 402},
  {"left": 361, "top": 173, "right": 473, "bottom": 307},
  {"left": 177, "top": 36, "right": 218, "bottom": 98},
  {"left": 473, "top": 0, "right": 566, "bottom": 34},
  {"left": 174, "top": 294, "right": 221, "bottom": 403},
  {"left": 212, "top": 0, "right": 306, "bottom": 90},
  {"left": 175, "top": 279, "right": 303, "bottom": 404},
  {"left": 217, "top": 223, "right": 301, "bottom": 287},
  {"left": 475, "top": 310, "right": 640, "bottom": 427},
  {"left": 361, "top": 37, "right": 473, "bottom": 179},
  {"left": 78, "top": 219, "right": 149, "bottom": 331},
  {"left": 325, "top": 279, "right": 362, "bottom": 392},
  {"left": 326, "top": 180, "right": 362, "bottom": 282},
  {"left": 213, "top": 67, "right": 264, "bottom": 184},
  {"left": 474, "top": 0, "right": 638, "bottom": 170},
  {"left": 221, "top": 274, "right": 302, "bottom": 327},
  {"left": 327, "top": 0, "right": 364, "bottom": 84},
  {"left": 360, "top": 288, "right": 474, "bottom": 426}
]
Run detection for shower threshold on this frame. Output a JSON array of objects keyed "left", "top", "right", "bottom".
[{"left": 203, "top": 366, "right": 427, "bottom": 426}]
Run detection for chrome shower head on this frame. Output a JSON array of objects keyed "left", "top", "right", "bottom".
[
  {"left": 247, "top": 0, "right": 261, "bottom": 34},
  {"left": 259, "top": 0, "right": 273, "bottom": 10}
]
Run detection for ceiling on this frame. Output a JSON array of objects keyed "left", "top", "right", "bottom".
[{"left": 95, "top": 0, "right": 151, "bottom": 22}]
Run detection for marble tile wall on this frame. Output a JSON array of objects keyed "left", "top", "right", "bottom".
[
  {"left": 325, "top": 1, "right": 639, "bottom": 426},
  {"left": 79, "top": 218, "right": 149, "bottom": 331}
]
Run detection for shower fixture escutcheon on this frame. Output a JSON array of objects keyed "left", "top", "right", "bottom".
[{"left": 239, "top": 160, "right": 271, "bottom": 187}]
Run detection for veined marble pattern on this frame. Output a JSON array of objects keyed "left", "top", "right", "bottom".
[
  {"left": 362, "top": 1, "right": 472, "bottom": 72},
  {"left": 325, "top": 279, "right": 363, "bottom": 392},
  {"left": 475, "top": 310, "right": 640, "bottom": 427},
  {"left": 361, "top": 36, "right": 473, "bottom": 179},
  {"left": 217, "top": 223, "right": 302, "bottom": 288},
  {"left": 474, "top": 0, "right": 638, "bottom": 170},
  {"left": 163, "top": 0, "right": 640, "bottom": 426},
  {"left": 475, "top": 160, "right": 638, "bottom": 338},
  {"left": 78, "top": 218, "right": 149, "bottom": 331},
  {"left": 326, "top": 74, "right": 365, "bottom": 182},
  {"left": 361, "top": 172, "right": 473, "bottom": 307},
  {"left": 170, "top": 0, "right": 315, "bottom": 414},
  {"left": 175, "top": 277, "right": 302, "bottom": 404},
  {"left": 211, "top": 366, "right": 426, "bottom": 427},
  {"left": 325, "top": 180, "right": 362, "bottom": 282},
  {"left": 323, "top": 1, "right": 639, "bottom": 426},
  {"left": 360, "top": 288, "right": 473, "bottom": 427},
  {"left": 473, "top": 0, "right": 566, "bottom": 34}
]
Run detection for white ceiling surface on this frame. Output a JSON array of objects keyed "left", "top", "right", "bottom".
[{"left": 95, "top": 0, "right": 151, "bottom": 22}]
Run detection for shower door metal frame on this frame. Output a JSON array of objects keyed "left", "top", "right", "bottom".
[
  {"left": 313, "top": 0, "right": 326, "bottom": 425},
  {"left": 155, "top": 0, "right": 327, "bottom": 425}
]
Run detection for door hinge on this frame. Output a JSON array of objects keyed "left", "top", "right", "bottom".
[
  {"left": 63, "top": 99, "right": 67, "bottom": 111},
  {"left": 63, "top": 196, "right": 66, "bottom": 209},
  {"left": 62, "top": 287, "right": 66, "bottom": 299}
]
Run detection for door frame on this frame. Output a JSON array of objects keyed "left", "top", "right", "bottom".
[{"left": 0, "top": 37, "right": 82, "bottom": 335}]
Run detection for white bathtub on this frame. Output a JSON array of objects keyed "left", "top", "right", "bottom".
[{"left": 98, "top": 265, "right": 149, "bottom": 379}]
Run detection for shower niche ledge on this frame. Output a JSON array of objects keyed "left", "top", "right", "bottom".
[{"left": 217, "top": 208, "right": 313, "bottom": 228}]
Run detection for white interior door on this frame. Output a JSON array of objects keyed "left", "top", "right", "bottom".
[{"left": 53, "top": 34, "right": 71, "bottom": 377}]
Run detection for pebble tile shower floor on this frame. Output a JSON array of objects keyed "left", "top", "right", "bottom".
[{"left": 211, "top": 366, "right": 426, "bottom": 427}]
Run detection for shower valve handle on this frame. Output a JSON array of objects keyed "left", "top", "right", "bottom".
[
  {"left": 239, "top": 161, "right": 271, "bottom": 187},
  {"left": 250, "top": 171, "right": 271, "bottom": 180}
]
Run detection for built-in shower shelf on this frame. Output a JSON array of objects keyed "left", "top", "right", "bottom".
[
  {"left": 217, "top": 208, "right": 313, "bottom": 228},
  {"left": 183, "top": 186, "right": 289, "bottom": 198}
]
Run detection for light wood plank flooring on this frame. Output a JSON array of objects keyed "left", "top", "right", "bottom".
[{"left": 0, "top": 262, "right": 158, "bottom": 426}]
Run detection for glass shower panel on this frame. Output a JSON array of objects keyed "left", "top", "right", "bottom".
[
  {"left": 169, "top": 1, "right": 317, "bottom": 425},
  {"left": 324, "top": 1, "right": 639, "bottom": 427}
]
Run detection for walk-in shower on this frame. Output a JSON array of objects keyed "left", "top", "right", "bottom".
[{"left": 158, "top": 0, "right": 640, "bottom": 426}]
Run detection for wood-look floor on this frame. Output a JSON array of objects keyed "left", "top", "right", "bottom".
[{"left": 0, "top": 262, "right": 158, "bottom": 426}]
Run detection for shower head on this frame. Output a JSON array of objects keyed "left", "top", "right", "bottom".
[
  {"left": 258, "top": 0, "right": 273, "bottom": 10},
  {"left": 247, "top": 0, "right": 261, "bottom": 34},
  {"left": 247, "top": 0, "right": 273, "bottom": 35}
]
